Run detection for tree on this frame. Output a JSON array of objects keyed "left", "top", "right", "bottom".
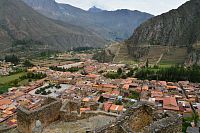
[
  {"left": 115, "top": 100, "right": 122, "bottom": 105},
  {"left": 146, "top": 59, "right": 149, "bottom": 68},
  {"left": 117, "top": 68, "right": 123, "bottom": 75},
  {"left": 192, "top": 112, "right": 199, "bottom": 126},
  {"left": 23, "top": 60, "right": 34, "bottom": 67},
  {"left": 98, "top": 96, "right": 104, "bottom": 103},
  {"left": 5, "top": 55, "right": 20, "bottom": 65}
]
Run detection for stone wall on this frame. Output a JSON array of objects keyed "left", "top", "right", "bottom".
[
  {"left": 94, "top": 102, "right": 182, "bottom": 133},
  {"left": 80, "top": 111, "right": 119, "bottom": 120},
  {"left": 60, "top": 100, "right": 118, "bottom": 122},
  {"left": 17, "top": 98, "right": 62, "bottom": 133},
  {"left": 143, "top": 112, "right": 182, "bottom": 133},
  {"left": 60, "top": 100, "right": 80, "bottom": 122},
  {"left": 0, "top": 125, "right": 16, "bottom": 133}
]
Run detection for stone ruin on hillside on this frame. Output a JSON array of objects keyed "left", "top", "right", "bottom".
[
  {"left": 16, "top": 97, "right": 182, "bottom": 133},
  {"left": 17, "top": 97, "right": 62, "bottom": 133},
  {"left": 94, "top": 102, "right": 182, "bottom": 133}
]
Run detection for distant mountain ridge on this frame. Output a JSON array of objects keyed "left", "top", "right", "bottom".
[
  {"left": 126, "top": 0, "right": 200, "bottom": 65},
  {"left": 88, "top": 6, "right": 104, "bottom": 13},
  {"left": 22, "top": 0, "right": 154, "bottom": 41},
  {"left": 0, "top": 0, "right": 106, "bottom": 57}
]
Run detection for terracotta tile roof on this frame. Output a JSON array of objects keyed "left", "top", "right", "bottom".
[
  {"left": 102, "top": 93, "right": 112, "bottom": 99},
  {"left": 151, "top": 91, "right": 163, "bottom": 97},
  {"left": 122, "top": 84, "right": 129, "bottom": 90},
  {"left": 167, "top": 86, "right": 177, "bottom": 89},
  {"left": 110, "top": 104, "right": 123, "bottom": 112},
  {"left": 163, "top": 97, "right": 179, "bottom": 111},
  {"left": 142, "top": 85, "right": 149, "bottom": 91},
  {"left": 103, "top": 102, "right": 112, "bottom": 112},
  {"left": 124, "top": 79, "right": 133, "bottom": 84},
  {"left": 2, "top": 114, "right": 9, "bottom": 118},
  {"left": 0, "top": 99, "right": 12, "bottom": 106},
  {"left": 3, "top": 110, "right": 13, "bottom": 115},
  {"left": 80, "top": 107, "right": 90, "bottom": 113},
  {"left": 111, "top": 90, "right": 120, "bottom": 96},
  {"left": 101, "top": 84, "right": 118, "bottom": 89},
  {"left": 0, "top": 105, "right": 7, "bottom": 110},
  {"left": 159, "top": 81, "right": 167, "bottom": 86},
  {"left": 82, "top": 97, "right": 90, "bottom": 102},
  {"left": 86, "top": 74, "right": 99, "bottom": 78}
]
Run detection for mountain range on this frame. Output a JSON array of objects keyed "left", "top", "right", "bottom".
[
  {"left": 0, "top": 0, "right": 108, "bottom": 57},
  {"left": 22, "top": 0, "right": 153, "bottom": 41},
  {"left": 0, "top": 0, "right": 153, "bottom": 57}
]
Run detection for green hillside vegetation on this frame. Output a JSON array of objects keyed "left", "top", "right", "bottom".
[{"left": 135, "top": 65, "right": 200, "bottom": 82}]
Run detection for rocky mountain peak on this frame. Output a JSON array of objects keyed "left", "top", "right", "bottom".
[{"left": 88, "top": 6, "right": 104, "bottom": 13}]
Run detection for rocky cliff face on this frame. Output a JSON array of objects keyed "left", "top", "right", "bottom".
[
  {"left": 126, "top": 0, "right": 200, "bottom": 65},
  {"left": 127, "top": 0, "right": 200, "bottom": 47},
  {"left": 22, "top": 0, "right": 153, "bottom": 41}
]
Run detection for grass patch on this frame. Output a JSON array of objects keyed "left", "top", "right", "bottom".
[
  {"left": 0, "top": 72, "right": 27, "bottom": 85},
  {"left": 129, "top": 91, "right": 140, "bottom": 99}
]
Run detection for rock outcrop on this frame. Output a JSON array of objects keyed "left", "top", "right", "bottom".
[
  {"left": 127, "top": 0, "right": 200, "bottom": 47},
  {"left": 126, "top": 0, "right": 200, "bottom": 65}
]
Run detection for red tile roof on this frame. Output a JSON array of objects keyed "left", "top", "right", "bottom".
[
  {"left": 151, "top": 91, "right": 163, "bottom": 97},
  {"left": 101, "top": 84, "right": 118, "bottom": 89},
  {"left": 110, "top": 104, "right": 123, "bottom": 112},
  {"left": 163, "top": 97, "right": 179, "bottom": 111},
  {"left": 103, "top": 102, "right": 112, "bottom": 112},
  {"left": 111, "top": 90, "right": 120, "bottom": 96},
  {"left": 80, "top": 108, "right": 90, "bottom": 113},
  {"left": 122, "top": 84, "right": 129, "bottom": 90},
  {"left": 0, "top": 99, "right": 12, "bottom": 106},
  {"left": 167, "top": 86, "right": 177, "bottom": 90},
  {"left": 142, "top": 85, "right": 149, "bottom": 91}
]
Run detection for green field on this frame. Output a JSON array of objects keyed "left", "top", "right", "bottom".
[
  {"left": 0, "top": 72, "right": 26, "bottom": 85},
  {"left": 0, "top": 72, "right": 27, "bottom": 94}
]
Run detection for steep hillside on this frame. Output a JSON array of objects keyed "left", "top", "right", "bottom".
[
  {"left": 127, "top": 0, "right": 200, "bottom": 47},
  {"left": 22, "top": 0, "right": 153, "bottom": 41},
  {"left": 126, "top": 0, "right": 200, "bottom": 65},
  {"left": 0, "top": 0, "right": 106, "bottom": 56}
]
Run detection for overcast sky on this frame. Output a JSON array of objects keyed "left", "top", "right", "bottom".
[{"left": 56, "top": 0, "right": 189, "bottom": 15}]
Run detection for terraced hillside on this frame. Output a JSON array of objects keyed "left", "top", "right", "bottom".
[
  {"left": 160, "top": 47, "right": 188, "bottom": 65},
  {"left": 114, "top": 44, "right": 188, "bottom": 66},
  {"left": 138, "top": 45, "right": 168, "bottom": 65},
  {"left": 113, "top": 43, "right": 135, "bottom": 64}
]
